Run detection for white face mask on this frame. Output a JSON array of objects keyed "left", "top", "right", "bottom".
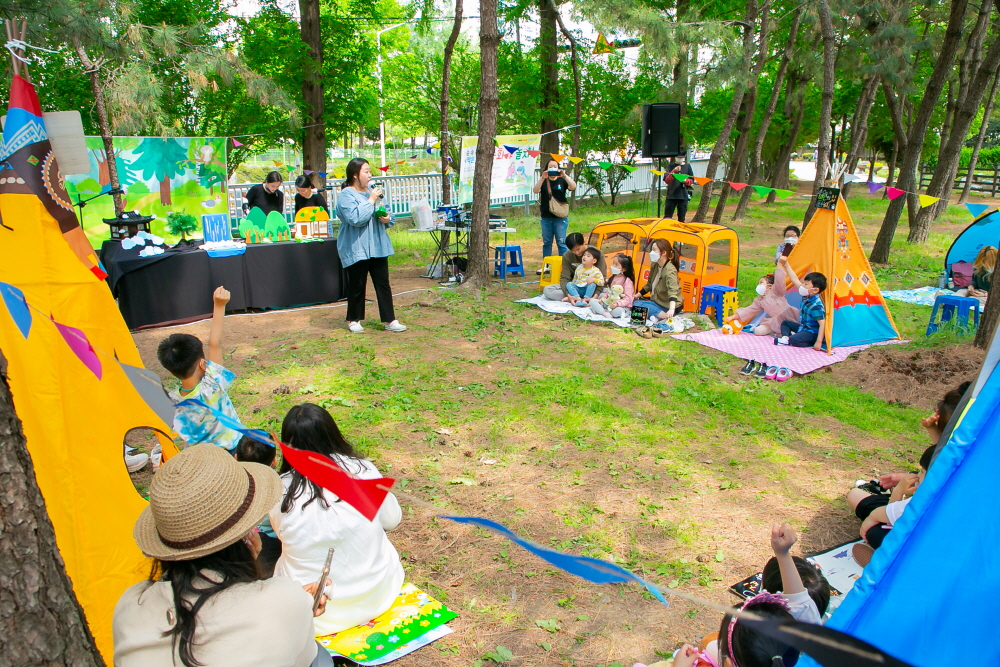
[
  {"left": 611, "top": 265, "right": 622, "bottom": 275},
  {"left": 649, "top": 251, "right": 661, "bottom": 263},
  {"left": 798, "top": 285, "right": 811, "bottom": 297},
  {"left": 785, "top": 236, "right": 798, "bottom": 245},
  {"left": 755, "top": 283, "right": 767, "bottom": 296}
]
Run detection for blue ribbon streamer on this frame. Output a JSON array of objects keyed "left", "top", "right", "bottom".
[
  {"left": 174, "top": 398, "right": 274, "bottom": 447},
  {"left": 0, "top": 281, "right": 32, "bottom": 338},
  {"left": 439, "top": 515, "right": 667, "bottom": 605}
]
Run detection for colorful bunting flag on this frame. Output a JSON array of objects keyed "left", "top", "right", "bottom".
[
  {"left": 447, "top": 156, "right": 453, "bottom": 162},
  {"left": 550, "top": 154, "right": 566, "bottom": 162},
  {"left": 439, "top": 516, "right": 666, "bottom": 604},
  {"left": 528, "top": 150, "right": 541, "bottom": 158},
  {"left": 432, "top": 142, "right": 441, "bottom": 149},
  {"left": 692, "top": 176, "right": 712, "bottom": 186},
  {"left": 752, "top": 185, "right": 773, "bottom": 197},
  {"left": 409, "top": 154, "right": 418, "bottom": 159},
  {"left": 333, "top": 172, "right": 343, "bottom": 179},
  {"left": 650, "top": 169, "right": 666, "bottom": 176},
  {"left": 444, "top": 166, "right": 451, "bottom": 174},
  {"left": 728, "top": 182, "right": 749, "bottom": 191},
  {"left": 620, "top": 165, "right": 638, "bottom": 173},
  {"left": 774, "top": 189, "right": 796, "bottom": 199},
  {"left": 886, "top": 187, "right": 905, "bottom": 200},
  {"left": 232, "top": 139, "right": 243, "bottom": 147},
  {"left": 918, "top": 194, "right": 940, "bottom": 209},
  {"left": 272, "top": 160, "right": 282, "bottom": 167},
  {"left": 593, "top": 33, "right": 615, "bottom": 55},
  {"left": 378, "top": 165, "right": 390, "bottom": 172},
  {"left": 502, "top": 145, "right": 518, "bottom": 154},
  {"left": 867, "top": 181, "right": 885, "bottom": 195},
  {"left": 568, "top": 156, "right": 584, "bottom": 164},
  {"left": 304, "top": 170, "right": 313, "bottom": 175},
  {"left": 966, "top": 202, "right": 990, "bottom": 218},
  {"left": 119, "top": 361, "right": 176, "bottom": 426},
  {"left": 54, "top": 321, "right": 102, "bottom": 379},
  {"left": 0, "top": 282, "right": 31, "bottom": 338},
  {"left": 319, "top": 172, "right": 328, "bottom": 178},
  {"left": 396, "top": 160, "right": 405, "bottom": 165},
  {"left": 596, "top": 161, "right": 612, "bottom": 170},
  {"left": 281, "top": 442, "right": 394, "bottom": 522},
  {"left": 842, "top": 174, "right": 858, "bottom": 183}
]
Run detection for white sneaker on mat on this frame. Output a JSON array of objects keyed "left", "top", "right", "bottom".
[
  {"left": 348, "top": 321, "right": 364, "bottom": 333},
  {"left": 125, "top": 446, "right": 149, "bottom": 473},
  {"left": 384, "top": 320, "right": 407, "bottom": 332}
]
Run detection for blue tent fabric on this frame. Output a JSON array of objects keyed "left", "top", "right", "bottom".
[
  {"left": 800, "top": 331, "right": 1000, "bottom": 667},
  {"left": 945, "top": 209, "right": 1000, "bottom": 271}
]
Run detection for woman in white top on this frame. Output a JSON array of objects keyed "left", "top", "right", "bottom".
[
  {"left": 271, "top": 403, "right": 404, "bottom": 636},
  {"left": 113, "top": 444, "right": 332, "bottom": 667}
]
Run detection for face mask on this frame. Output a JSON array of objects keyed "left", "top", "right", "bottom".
[
  {"left": 755, "top": 284, "right": 767, "bottom": 296},
  {"left": 785, "top": 236, "right": 798, "bottom": 245},
  {"left": 649, "top": 251, "right": 661, "bottom": 263},
  {"left": 798, "top": 285, "right": 811, "bottom": 297},
  {"left": 611, "top": 266, "right": 622, "bottom": 275}
]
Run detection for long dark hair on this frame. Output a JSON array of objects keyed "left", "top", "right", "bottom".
[
  {"left": 719, "top": 600, "right": 795, "bottom": 667},
  {"left": 279, "top": 403, "right": 362, "bottom": 512},
  {"left": 152, "top": 541, "right": 260, "bottom": 667},
  {"left": 264, "top": 170, "right": 283, "bottom": 184},
  {"left": 614, "top": 254, "right": 636, "bottom": 287},
  {"left": 651, "top": 238, "right": 680, "bottom": 272},
  {"left": 342, "top": 157, "right": 369, "bottom": 190}
]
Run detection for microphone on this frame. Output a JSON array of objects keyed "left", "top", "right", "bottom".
[{"left": 371, "top": 182, "right": 385, "bottom": 200}]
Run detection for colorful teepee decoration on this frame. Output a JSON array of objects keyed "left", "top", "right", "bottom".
[
  {"left": 787, "top": 192, "right": 900, "bottom": 351},
  {"left": 593, "top": 33, "right": 615, "bottom": 54}
]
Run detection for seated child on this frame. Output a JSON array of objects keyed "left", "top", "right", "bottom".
[
  {"left": 562, "top": 248, "right": 605, "bottom": 306},
  {"left": 774, "top": 256, "right": 826, "bottom": 350},
  {"left": 590, "top": 254, "right": 635, "bottom": 318},
  {"left": 760, "top": 525, "right": 828, "bottom": 623},
  {"left": 157, "top": 286, "right": 241, "bottom": 452},
  {"left": 725, "top": 264, "right": 799, "bottom": 336},
  {"left": 235, "top": 435, "right": 281, "bottom": 577}
]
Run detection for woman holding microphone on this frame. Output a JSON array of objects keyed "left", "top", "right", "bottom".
[{"left": 335, "top": 158, "right": 406, "bottom": 334}]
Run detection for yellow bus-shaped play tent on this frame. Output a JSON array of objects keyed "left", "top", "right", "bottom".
[{"left": 587, "top": 218, "right": 740, "bottom": 313}]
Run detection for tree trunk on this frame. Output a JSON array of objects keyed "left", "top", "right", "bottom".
[
  {"left": 734, "top": 6, "right": 799, "bottom": 220},
  {"left": 693, "top": 0, "right": 758, "bottom": 222},
  {"left": 440, "top": 0, "right": 464, "bottom": 205},
  {"left": 713, "top": 94, "right": 755, "bottom": 224},
  {"left": 299, "top": 0, "right": 326, "bottom": 190},
  {"left": 159, "top": 176, "right": 172, "bottom": 206},
  {"left": 466, "top": 0, "right": 499, "bottom": 289},
  {"left": 960, "top": 72, "right": 1000, "bottom": 203},
  {"left": 767, "top": 73, "right": 806, "bottom": 204},
  {"left": 870, "top": 0, "right": 969, "bottom": 264},
  {"left": 841, "top": 75, "right": 879, "bottom": 198},
  {"left": 555, "top": 9, "right": 582, "bottom": 207},
  {"left": 909, "top": 35, "right": 1000, "bottom": 244},
  {"left": 0, "top": 351, "right": 106, "bottom": 666},
  {"left": 538, "top": 0, "right": 560, "bottom": 155},
  {"left": 72, "top": 40, "right": 124, "bottom": 216},
  {"left": 802, "top": 0, "right": 836, "bottom": 228},
  {"left": 975, "top": 280, "right": 1000, "bottom": 349}
]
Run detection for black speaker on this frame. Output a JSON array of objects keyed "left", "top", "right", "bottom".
[{"left": 641, "top": 103, "right": 682, "bottom": 158}]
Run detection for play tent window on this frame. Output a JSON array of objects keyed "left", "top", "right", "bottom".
[
  {"left": 677, "top": 242, "right": 699, "bottom": 274},
  {"left": 601, "top": 232, "right": 634, "bottom": 255},
  {"left": 706, "top": 239, "right": 732, "bottom": 274}
]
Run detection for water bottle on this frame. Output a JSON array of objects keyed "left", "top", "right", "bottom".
[{"left": 938, "top": 273, "right": 947, "bottom": 289}]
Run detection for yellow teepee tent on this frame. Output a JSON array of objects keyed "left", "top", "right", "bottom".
[{"left": 787, "top": 192, "right": 901, "bottom": 351}]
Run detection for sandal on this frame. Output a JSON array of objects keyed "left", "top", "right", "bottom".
[
  {"left": 650, "top": 327, "right": 664, "bottom": 338},
  {"left": 634, "top": 326, "right": 652, "bottom": 339}
]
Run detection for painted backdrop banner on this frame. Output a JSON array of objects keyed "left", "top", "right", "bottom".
[
  {"left": 456, "top": 134, "right": 541, "bottom": 204},
  {"left": 65, "top": 137, "right": 228, "bottom": 245}
]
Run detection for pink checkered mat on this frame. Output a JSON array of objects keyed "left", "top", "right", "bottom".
[{"left": 671, "top": 329, "right": 904, "bottom": 375}]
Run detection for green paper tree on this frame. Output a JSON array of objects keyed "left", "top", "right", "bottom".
[{"left": 166, "top": 212, "right": 198, "bottom": 241}]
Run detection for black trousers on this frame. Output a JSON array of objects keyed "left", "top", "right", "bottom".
[
  {"left": 345, "top": 256, "right": 396, "bottom": 322},
  {"left": 257, "top": 533, "right": 281, "bottom": 578},
  {"left": 664, "top": 197, "right": 688, "bottom": 222}
]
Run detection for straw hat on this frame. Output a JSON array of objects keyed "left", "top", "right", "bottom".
[{"left": 134, "top": 444, "right": 282, "bottom": 561}]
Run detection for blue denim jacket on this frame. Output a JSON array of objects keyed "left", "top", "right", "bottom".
[{"left": 335, "top": 186, "right": 396, "bottom": 268}]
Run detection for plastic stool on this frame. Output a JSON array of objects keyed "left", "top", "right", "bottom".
[
  {"left": 538, "top": 255, "right": 562, "bottom": 292},
  {"left": 700, "top": 285, "right": 738, "bottom": 327},
  {"left": 722, "top": 291, "right": 739, "bottom": 322},
  {"left": 494, "top": 245, "right": 525, "bottom": 278},
  {"left": 926, "top": 294, "right": 981, "bottom": 336}
]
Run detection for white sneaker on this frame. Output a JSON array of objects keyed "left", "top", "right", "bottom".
[
  {"left": 384, "top": 320, "right": 407, "bottom": 332},
  {"left": 646, "top": 316, "right": 658, "bottom": 327},
  {"left": 125, "top": 449, "right": 149, "bottom": 473},
  {"left": 348, "top": 321, "right": 364, "bottom": 333},
  {"left": 151, "top": 444, "right": 163, "bottom": 470},
  {"left": 775, "top": 335, "right": 790, "bottom": 346}
]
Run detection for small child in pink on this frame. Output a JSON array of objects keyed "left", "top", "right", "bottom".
[
  {"left": 726, "top": 263, "right": 799, "bottom": 335},
  {"left": 590, "top": 255, "right": 636, "bottom": 318}
]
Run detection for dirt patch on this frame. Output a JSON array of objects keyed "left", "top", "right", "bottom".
[{"left": 828, "top": 344, "right": 984, "bottom": 410}]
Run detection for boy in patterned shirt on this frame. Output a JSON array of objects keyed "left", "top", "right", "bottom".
[
  {"left": 775, "top": 256, "right": 827, "bottom": 351},
  {"left": 562, "top": 248, "right": 606, "bottom": 307},
  {"left": 157, "top": 286, "right": 241, "bottom": 452}
]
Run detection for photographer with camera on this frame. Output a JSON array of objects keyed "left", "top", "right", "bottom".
[
  {"left": 532, "top": 156, "right": 576, "bottom": 272},
  {"left": 335, "top": 158, "right": 406, "bottom": 334}
]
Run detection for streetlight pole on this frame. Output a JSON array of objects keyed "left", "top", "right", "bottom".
[{"left": 376, "top": 22, "right": 409, "bottom": 169}]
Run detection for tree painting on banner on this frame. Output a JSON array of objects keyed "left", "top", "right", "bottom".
[
  {"left": 456, "top": 134, "right": 541, "bottom": 204},
  {"left": 65, "top": 137, "right": 228, "bottom": 244}
]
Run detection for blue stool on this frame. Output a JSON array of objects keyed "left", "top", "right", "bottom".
[
  {"left": 700, "top": 285, "right": 738, "bottom": 327},
  {"left": 926, "top": 294, "right": 981, "bottom": 336},
  {"left": 493, "top": 245, "right": 525, "bottom": 278}
]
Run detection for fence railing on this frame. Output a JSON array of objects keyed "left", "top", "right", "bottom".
[{"left": 918, "top": 165, "right": 1000, "bottom": 197}]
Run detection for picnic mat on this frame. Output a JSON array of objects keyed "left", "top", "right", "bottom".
[
  {"left": 881, "top": 286, "right": 950, "bottom": 307},
  {"left": 671, "top": 329, "right": 903, "bottom": 375},
  {"left": 516, "top": 294, "right": 632, "bottom": 327},
  {"left": 317, "top": 583, "right": 457, "bottom": 665}
]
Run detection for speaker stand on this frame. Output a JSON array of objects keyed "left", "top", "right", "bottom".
[{"left": 656, "top": 158, "right": 663, "bottom": 218}]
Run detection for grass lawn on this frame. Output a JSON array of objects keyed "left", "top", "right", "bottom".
[{"left": 132, "top": 184, "right": 983, "bottom": 666}]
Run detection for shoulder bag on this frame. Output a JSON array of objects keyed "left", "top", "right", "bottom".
[{"left": 546, "top": 179, "right": 570, "bottom": 218}]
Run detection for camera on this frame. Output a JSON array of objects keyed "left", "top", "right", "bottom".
[{"left": 547, "top": 168, "right": 560, "bottom": 177}]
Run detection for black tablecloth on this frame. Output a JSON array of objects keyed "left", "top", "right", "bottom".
[{"left": 100, "top": 240, "right": 344, "bottom": 329}]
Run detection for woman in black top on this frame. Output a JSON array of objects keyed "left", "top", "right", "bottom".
[
  {"left": 293, "top": 174, "right": 329, "bottom": 214},
  {"left": 244, "top": 171, "right": 285, "bottom": 216},
  {"left": 531, "top": 157, "right": 577, "bottom": 270}
]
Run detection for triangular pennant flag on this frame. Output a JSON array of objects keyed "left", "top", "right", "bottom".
[
  {"left": 446, "top": 156, "right": 453, "bottom": 162},
  {"left": 319, "top": 172, "right": 328, "bottom": 178},
  {"left": 444, "top": 166, "right": 451, "bottom": 174},
  {"left": 593, "top": 32, "right": 615, "bottom": 55},
  {"left": 918, "top": 194, "right": 940, "bottom": 208},
  {"left": 774, "top": 189, "right": 796, "bottom": 199},
  {"left": 597, "top": 161, "right": 612, "bottom": 170},
  {"left": 54, "top": 321, "right": 102, "bottom": 379},
  {"left": 550, "top": 154, "right": 566, "bottom": 162},
  {"left": 119, "top": 361, "right": 176, "bottom": 426},
  {"left": 692, "top": 176, "right": 712, "bottom": 186},
  {"left": 280, "top": 441, "right": 394, "bottom": 521},
  {"left": 426, "top": 147, "right": 433, "bottom": 154},
  {"left": 432, "top": 142, "right": 441, "bottom": 149},
  {"left": 867, "top": 181, "right": 885, "bottom": 195},
  {"left": 527, "top": 150, "right": 540, "bottom": 158},
  {"left": 886, "top": 186, "right": 906, "bottom": 200},
  {"left": 304, "top": 170, "right": 313, "bottom": 175},
  {"left": 752, "top": 185, "right": 774, "bottom": 197},
  {"left": 333, "top": 172, "right": 343, "bottom": 179},
  {"left": 842, "top": 174, "right": 858, "bottom": 183},
  {"left": 232, "top": 138, "right": 243, "bottom": 147},
  {"left": 396, "top": 160, "right": 405, "bottom": 165},
  {"left": 0, "top": 281, "right": 31, "bottom": 338},
  {"left": 650, "top": 169, "right": 666, "bottom": 176},
  {"left": 620, "top": 165, "right": 638, "bottom": 173},
  {"left": 568, "top": 156, "right": 584, "bottom": 164},
  {"left": 728, "top": 182, "right": 749, "bottom": 191},
  {"left": 272, "top": 160, "right": 282, "bottom": 167},
  {"left": 409, "top": 154, "right": 418, "bottom": 159},
  {"left": 378, "top": 165, "right": 390, "bottom": 172},
  {"left": 503, "top": 145, "right": 518, "bottom": 154},
  {"left": 965, "top": 202, "right": 990, "bottom": 218}
]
